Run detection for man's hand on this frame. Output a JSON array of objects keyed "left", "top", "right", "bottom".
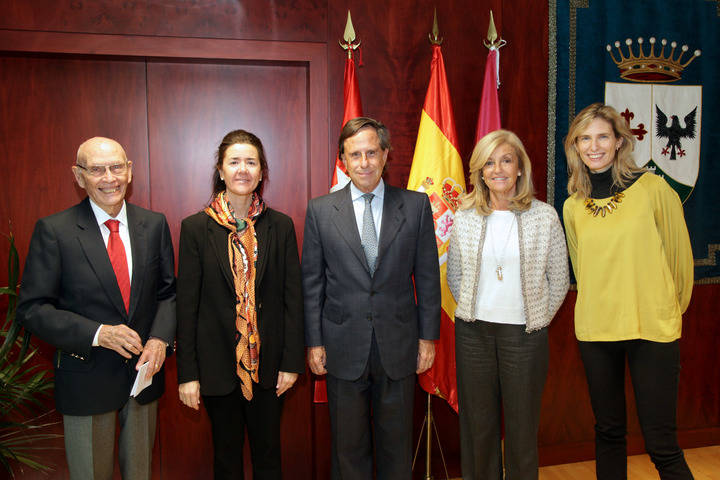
[
  {"left": 179, "top": 380, "right": 201, "bottom": 410},
  {"left": 308, "top": 346, "right": 327, "bottom": 375},
  {"left": 416, "top": 339, "right": 436, "bottom": 374},
  {"left": 137, "top": 338, "right": 167, "bottom": 380},
  {"left": 98, "top": 324, "right": 143, "bottom": 358},
  {"left": 276, "top": 371, "right": 299, "bottom": 397}
]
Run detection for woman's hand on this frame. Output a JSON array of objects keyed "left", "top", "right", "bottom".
[
  {"left": 179, "top": 380, "right": 201, "bottom": 410},
  {"left": 276, "top": 371, "right": 299, "bottom": 397}
]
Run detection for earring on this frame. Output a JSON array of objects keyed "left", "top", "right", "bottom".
[
  {"left": 518, "top": 172, "right": 522, "bottom": 176},
  {"left": 220, "top": 177, "right": 225, "bottom": 181}
]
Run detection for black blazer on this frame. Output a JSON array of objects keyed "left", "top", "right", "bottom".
[
  {"left": 302, "top": 184, "right": 441, "bottom": 381},
  {"left": 17, "top": 198, "right": 176, "bottom": 416},
  {"left": 176, "top": 207, "right": 304, "bottom": 396}
]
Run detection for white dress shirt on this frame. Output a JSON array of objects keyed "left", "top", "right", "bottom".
[
  {"left": 89, "top": 199, "right": 133, "bottom": 345},
  {"left": 349, "top": 179, "right": 384, "bottom": 240}
]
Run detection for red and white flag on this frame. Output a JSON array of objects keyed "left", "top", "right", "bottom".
[{"left": 330, "top": 27, "right": 363, "bottom": 191}]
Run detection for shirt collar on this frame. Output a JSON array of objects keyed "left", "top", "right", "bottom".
[
  {"left": 89, "top": 198, "right": 128, "bottom": 228},
  {"left": 349, "top": 179, "right": 385, "bottom": 202}
]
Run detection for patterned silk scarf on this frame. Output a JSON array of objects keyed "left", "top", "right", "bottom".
[{"left": 205, "top": 191, "right": 266, "bottom": 401}]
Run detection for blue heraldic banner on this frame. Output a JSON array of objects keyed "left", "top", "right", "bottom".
[{"left": 550, "top": 0, "right": 720, "bottom": 281}]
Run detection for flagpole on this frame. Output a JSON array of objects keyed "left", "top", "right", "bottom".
[
  {"left": 411, "top": 10, "right": 452, "bottom": 480},
  {"left": 425, "top": 392, "right": 433, "bottom": 480},
  {"left": 424, "top": 12, "right": 442, "bottom": 480}
]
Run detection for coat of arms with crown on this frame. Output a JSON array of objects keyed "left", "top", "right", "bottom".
[
  {"left": 605, "top": 36, "right": 702, "bottom": 202},
  {"left": 419, "top": 176, "right": 464, "bottom": 250}
]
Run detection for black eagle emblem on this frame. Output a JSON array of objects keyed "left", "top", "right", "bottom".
[{"left": 656, "top": 105, "right": 697, "bottom": 160}]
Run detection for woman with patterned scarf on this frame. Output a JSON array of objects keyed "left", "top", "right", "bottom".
[{"left": 177, "top": 130, "right": 304, "bottom": 479}]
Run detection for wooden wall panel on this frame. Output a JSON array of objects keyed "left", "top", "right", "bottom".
[
  {"left": 1, "top": 0, "right": 719, "bottom": 478},
  {"left": 146, "top": 59, "right": 312, "bottom": 479},
  {"left": 500, "top": 0, "right": 550, "bottom": 201},
  {"left": 0, "top": 53, "right": 151, "bottom": 479},
  {"left": 0, "top": 53, "right": 150, "bottom": 332},
  {"left": 0, "top": 0, "right": 328, "bottom": 43},
  {"left": 146, "top": 60, "right": 310, "bottom": 241}
]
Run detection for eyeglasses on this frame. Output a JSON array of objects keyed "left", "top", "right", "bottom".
[{"left": 75, "top": 163, "right": 129, "bottom": 177}]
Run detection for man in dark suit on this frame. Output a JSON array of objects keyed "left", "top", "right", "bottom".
[
  {"left": 17, "top": 137, "right": 176, "bottom": 480},
  {"left": 302, "top": 117, "right": 441, "bottom": 479}
]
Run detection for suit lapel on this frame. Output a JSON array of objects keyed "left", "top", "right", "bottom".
[
  {"left": 208, "top": 217, "right": 235, "bottom": 292},
  {"left": 254, "top": 211, "right": 270, "bottom": 288},
  {"left": 208, "top": 211, "right": 269, "bottom": 293},
  {"left": 376, "top": 186, "right": 406, "bottom": 270},
  {"left": 75, "top": 199, "right": 128, "bottom": 320},
  {"left": 330, "top": 185, "right": 370, "bottom": 272},
  {"left": 127, "top": 204, "right": 146, "bottom": 323}
]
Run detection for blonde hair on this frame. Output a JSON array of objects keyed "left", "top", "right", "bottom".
[
  {"left": 564, "top": 103, "right": 645, "bottom": 198},
  {"left": 460, "top": 129, "right": 534, "bottom": 215}
]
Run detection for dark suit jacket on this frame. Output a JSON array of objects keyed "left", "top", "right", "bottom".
[
  {"left": 176, "top": 208, "right": 304, "bottom": 396},
  {"left": 302, "top": 183, "right": 441, "bottom": 381},
  {"left": 17, "top": 198, "right": 176, "bottom": 416}
]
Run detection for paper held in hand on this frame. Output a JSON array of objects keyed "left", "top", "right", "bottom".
[{"left": 131, "top": 361, "right": 152, "bottom": 397}]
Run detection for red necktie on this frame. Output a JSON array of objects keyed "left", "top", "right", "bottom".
[{"left": 105, "top": 219, "right": 130, "bottom": 312}]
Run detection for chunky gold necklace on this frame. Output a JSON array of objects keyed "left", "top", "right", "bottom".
[{"left": 584, "top": 192, "right": 625, "bottom": 217}]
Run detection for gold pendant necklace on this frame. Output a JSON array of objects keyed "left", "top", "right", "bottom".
[
  {"left": 584, "top": 192, "right": 625, "bottom": 217},
  {"left": 488, "top": 213, "right": 516, "bottom": 282}
]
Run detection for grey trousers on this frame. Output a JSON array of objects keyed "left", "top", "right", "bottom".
[
  {"left": 326, "top": 332, "right": 415, "bottom": 480},
  {"left": 63, "top": 398, "right": 158, "bottom": 480},
  {"left": 455, "top": 319, "right": 549, "bottom": 480}
]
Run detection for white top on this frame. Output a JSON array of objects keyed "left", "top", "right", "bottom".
[
  {"left": 474, "top": 210, "right": 526, "bottom": 325},
  {"left": 349, "top": 179, "right": 384, "bottom": 240}
]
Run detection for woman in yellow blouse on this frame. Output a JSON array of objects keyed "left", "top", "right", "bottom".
[{"left": 563, "top": 103, "right": 694, "bottom": 480}]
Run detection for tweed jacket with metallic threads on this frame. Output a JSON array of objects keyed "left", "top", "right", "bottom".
[{"left": 447, "top": 199, "right": 570, "bottom": 332}]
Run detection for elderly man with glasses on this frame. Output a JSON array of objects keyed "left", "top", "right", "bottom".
[{"left": 18, "top": 137, "right": 176, "bottom": 480}]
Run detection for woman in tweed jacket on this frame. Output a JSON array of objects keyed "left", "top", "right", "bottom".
[{"left": 447, "top": 130, "right": 569, "bottom": 480}]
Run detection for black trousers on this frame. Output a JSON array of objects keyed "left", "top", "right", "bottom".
[
  {"left": 203, "top": 382, "right": 284, "bottom": 480},
  {"left": 578, "top": 339, "right": 693, "bottom": 480},
  {"left": 326, "top": 332, "right": 416, "bottom": 480},
  {"left": 455, "top": 319, "right": 548, "bottom": 480}
]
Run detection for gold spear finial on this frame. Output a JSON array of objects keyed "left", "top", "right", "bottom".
[
  {"left": 339, "top": 10, "right": 361, "bottom": 57},
  {"left": 484, "top": 10, "right": 506, "bottom": 49},
  {"left": 428, "top": 7, "right": 443, "bottom": 45},
  {"left": 343, "top": 11, "right": 356, "bottom": 43}
]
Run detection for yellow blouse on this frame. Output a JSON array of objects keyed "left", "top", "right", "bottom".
[{"left": 563, "top": 173, "right": 693, "bottom": 342}]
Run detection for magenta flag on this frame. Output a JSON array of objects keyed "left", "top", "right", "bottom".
[{"left": 474, "top": 48, "right": 502, "bottom": 142}]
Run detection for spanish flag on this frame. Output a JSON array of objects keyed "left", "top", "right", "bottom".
[{"left": 408, "top": 43, "right": 465, "bottom": 412}]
